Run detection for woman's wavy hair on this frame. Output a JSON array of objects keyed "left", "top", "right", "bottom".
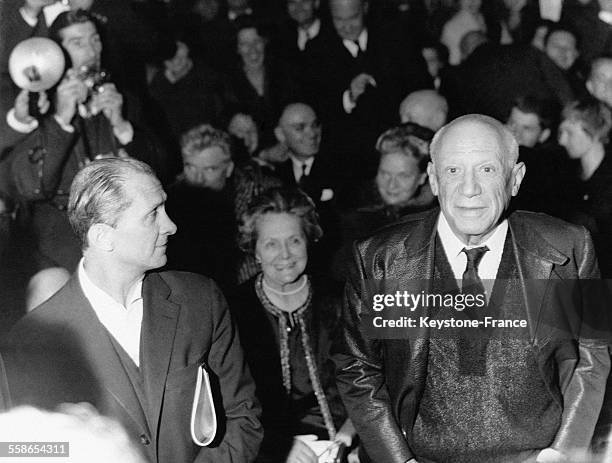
[{"left": 238, "top": 187, "right": 322, "bottom": 254}]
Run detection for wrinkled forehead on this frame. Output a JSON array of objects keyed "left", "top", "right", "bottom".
[
  {"left": 281, "top": 105, "right": 316, "bottom": 125},
  {"left": 435, "top": 120, "right": 510, "bottom": 164},
  {"left": 60, "top": 21, "right": 98, "bottom": 42}
]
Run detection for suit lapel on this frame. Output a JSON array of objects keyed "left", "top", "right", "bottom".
[
  {"left": 508, "top": 214, "right": 568, "bottom": 342},
  {"left": 62, "top": 276, "right": 150, "bottom": 432},
  {"left": 140, "top": 272, "right": 180, "bottom": 441}
]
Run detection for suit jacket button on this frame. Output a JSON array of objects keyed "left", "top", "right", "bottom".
[{"left": 140, "top": 434, "right": 150, "bottom": 445}]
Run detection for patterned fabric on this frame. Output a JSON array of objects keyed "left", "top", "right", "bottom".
[{"left": 254, "top": 274, "right": 336, "bottom": 440}]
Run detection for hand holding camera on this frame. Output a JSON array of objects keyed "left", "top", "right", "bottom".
[
  {"left": 89, "top": 82, "right": 127, "bottom": 130},
  {"left": 54, "top": 68, "right": 88, "bottom": 126}
]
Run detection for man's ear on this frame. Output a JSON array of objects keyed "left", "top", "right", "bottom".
[
  {"left": 274, "top": 126, "right": 286, "bottom": 145},
  {"left": 363, "top": 0, "right": 369, "bottom": 15},
  {"left": 314, "top": 0, "right": 320, "bottom": 9},
  {"left": 538, "top": 128, "right": 551, "bottom": 144},
  {"left": 87, "top": 223, "right": 114, "bottom": 252},
  {"left": 427, "top": 162, "right": 439, "bottom": 196},
  {"left": 511, "top": 161, "right": 526, "bottom": 197}
]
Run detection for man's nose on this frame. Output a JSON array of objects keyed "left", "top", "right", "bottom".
[
  {"left": 459, "top": 171, "right": 481, "bottom": 197},
  {"left": 161, "top": 210, "right": 178, "bottom": 236}
]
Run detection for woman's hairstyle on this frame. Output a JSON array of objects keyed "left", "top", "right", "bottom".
[
  {"left": 562, "top": 98, "right": 612, "bottom": 143},
  {"left": 238, "top": 187, "right": 322, "bottom": 254},
  {"left": 375, "top": 122, "right": 433, "bottom": 173}
]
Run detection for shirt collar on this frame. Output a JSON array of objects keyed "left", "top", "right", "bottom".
[
  {"left": 78, "top": 258, "right": 143, "bottom": 310},
  {"left": 290, "top": 155, "right": 315, "bottom": 169},
  {"left": 342, "top": 28, "right": 368, "bottom": 57},
  {"left": 300, "top": 18, "right": 320, "bottom": 39},
  {"left": 436, "top": 211, "right": 508, "bottom": 257}
]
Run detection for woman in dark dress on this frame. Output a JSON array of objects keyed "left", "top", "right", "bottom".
[
  {"left": 228, "top": 18, "right": 300, "bottom": 150},
  {"left": 558, "top": 98, "right": 612, "bottom": 277},
  {"left": 230, "top": 187, "right": 355, "bottom": 463}
]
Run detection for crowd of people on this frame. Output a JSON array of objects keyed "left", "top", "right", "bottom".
[{"left": 1, "top": 0, "right": 612, "bottom": 462}]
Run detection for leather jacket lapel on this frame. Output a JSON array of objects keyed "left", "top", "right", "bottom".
[{"left": 508, "top": 215, "right": 568, "bottom": 343}]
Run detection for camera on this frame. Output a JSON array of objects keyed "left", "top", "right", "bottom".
[{"left": 76, "top": 65, "right": 110, "bottom": 118}]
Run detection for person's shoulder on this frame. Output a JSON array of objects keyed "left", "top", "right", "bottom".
[
  {"left": 149, "top": 270, "right": 224, "bottom": 303},
  {"left": 7, "top": 277, "right": 78, "bottom": 344},
  {"left": 510, "top": 210, "right": 590, "bottom": 244},
  {"left": 355, "top": 209, "right": 437, "bottom": 255}
]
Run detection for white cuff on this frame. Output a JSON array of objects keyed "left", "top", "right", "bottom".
[
  {"left": 113, "top": 122, "right": 134, "bottom": 145},
  {"left": 7, "top": 108, "right": 38, "bottom": 133},
  {"left": 53, "top": 115, "right": 75, "bottom": 133},
  {"left": 19, "top": 7, "right": 38, "bottom": 27},
  {"left": 342, "top": 90, "right": 357, "bottom": 114}
]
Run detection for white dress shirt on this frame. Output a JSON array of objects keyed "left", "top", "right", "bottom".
[
  {"left": 19, "top": 2, "right": 69, "bottom": 27},
  {"left": 78, "top": 259, "right": 144, "bottom": 366},
  {"left": 342, "top": 29, "right": 368, "bottom": 58},
  {"left": 436, "top": 213, "right": 508, "bottom": 298},
  {"left": 297, "top": 19, "right": 321, "bottom": 51},
  {"left": 290, "top": 155, "right": 314, "bottom": 182}
]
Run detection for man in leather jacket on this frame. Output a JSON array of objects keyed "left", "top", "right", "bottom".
[{"left": 333, "top": 114, "right": 610, "bottom": 463}]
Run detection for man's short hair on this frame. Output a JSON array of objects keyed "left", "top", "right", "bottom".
[
  {"left": 511, "top": 95, "right": 560, "bottom": 131},
  {"left": 544, "top": 22, "right": 581, "bottom": 50},
  {"left": 68, "top": 158, "right": 155, "bottom": 249},
  {"left": 48, "top": 9, "right": 101, "bottom": 43},
  {"left": 430, "top": 114, "right": 519, "bottom": 167},
  {"left": 180, "top": 124, "right": 232, "bottom": 160},
  {"left": 562, "top": 97, "right": 612, "bottom": 143}
]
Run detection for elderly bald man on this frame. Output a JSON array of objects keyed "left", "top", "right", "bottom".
[
  {"left": 399, "top": 90, "right": 448, "bottom": 132},
  {"left": 333, "top": 113, "right": 609, "bottom": 463}
]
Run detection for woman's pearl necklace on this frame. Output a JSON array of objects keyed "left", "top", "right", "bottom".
[{"left": 262, "top": 275, "right": 307, "bottom": 296}]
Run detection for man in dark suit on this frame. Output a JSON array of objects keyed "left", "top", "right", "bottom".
[
  {"left": 3, "top": 158, "right": 262, "bottom": 463},
  {"left": 273, "top": 102, "right": 340, "bottom": 275},
  {"left": 333, "top": 114, "right": 610, "bottom": 463},
  {"left": 303, "top": 0, "right": 431, "bottom": 186},
  {"left": 274, "top": 103, "right": 335, "bottom": 204}
]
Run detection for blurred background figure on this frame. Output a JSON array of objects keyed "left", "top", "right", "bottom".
[
  {"left": 399, "top": 89, "right": 448, "bottom": 131},
  {"left": 331, "top": 123, "right": 436, "bottom": 281},
  {"left": 440, "top": 0, "right": 487, "bottom": 65},
  {"left": 558, "top": 97, "right": 612, "bottom": 277},
  {"left": 0, "top": 404, "right": 147, "bottom": 463},
  {"left": 228, "top": 17, "right": 300, "bottom": 150},
  {"left": 165, "top": 124, "right": 280, "bottom": 289}
]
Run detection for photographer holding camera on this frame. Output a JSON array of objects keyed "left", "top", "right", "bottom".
[{"left": 5, "top": 9, "right": 158, "bottom": 308}]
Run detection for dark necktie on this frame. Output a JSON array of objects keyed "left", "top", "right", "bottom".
[
  {"left": 353, "top": 40, "right": 364, "bottom": 60},
  {"left": 298, "top": 163, "right": 308, "bottom": 187},
  {"left": 458, "top": 245, "right": 489, "bottom": 376},
  {"left": 461, "top": 246, "right": 489, "bottom": 297}
]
